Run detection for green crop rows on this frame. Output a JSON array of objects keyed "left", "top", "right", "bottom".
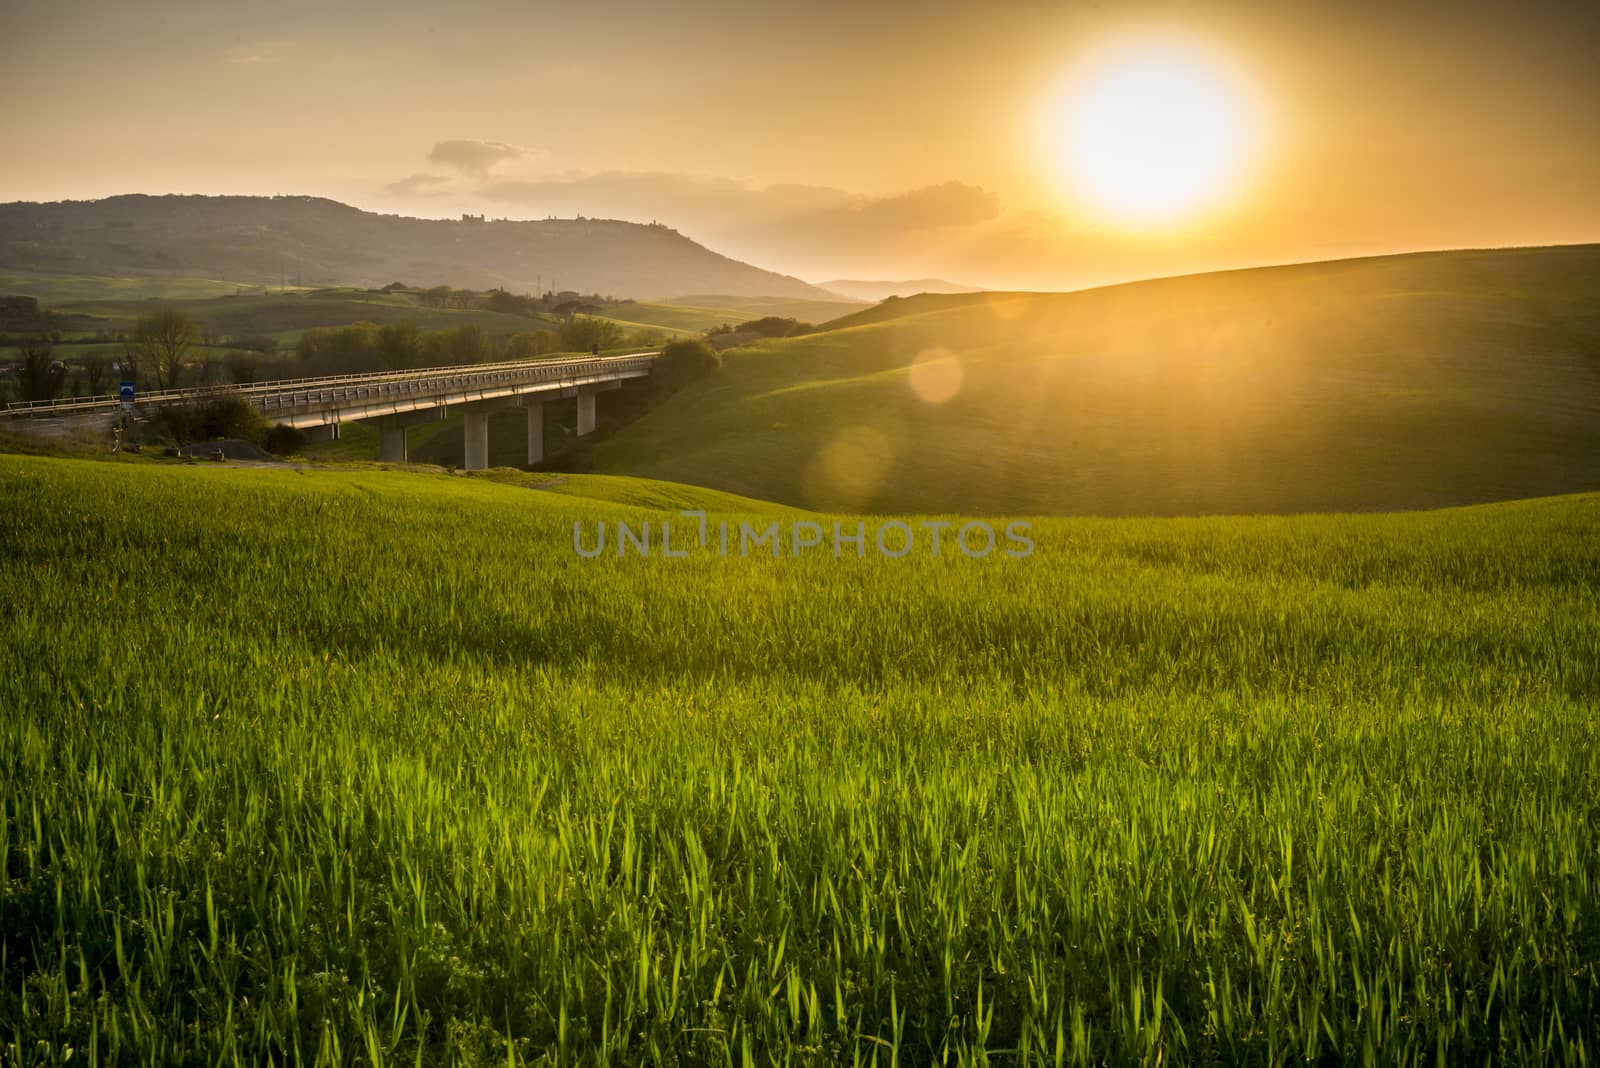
[{"left": 2, "top": 456, "right": 1598, "bottom": 1064}]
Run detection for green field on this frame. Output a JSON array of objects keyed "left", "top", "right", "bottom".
[
  {"left": 3, "top": 453, "right": 1598, "bottom": 1063},
  {"left": 21, "top": 291, "right": 852, "bottom": 359},
  {"left": 590, "top": 297, "right": 868, "bottom": 337},
  {"left": 0, "top": 268, "right": 859, "bottom": 349},
  {"left": 646, "top": 296, "right": 870, "bottom": 328},
  {"left": 594, "top": 245, "right": 1600, "bottom": 515},
  {"left": 46, "top": 288, "right": 555, "bottom": 345},
  {"left": 0, "top": 270, "right": 275, "bottom": 304}
]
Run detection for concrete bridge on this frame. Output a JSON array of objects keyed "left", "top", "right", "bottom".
[{"left": 4, "top": 352, "right": 657, "bottom": 469}]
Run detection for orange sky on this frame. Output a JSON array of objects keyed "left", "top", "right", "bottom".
[{"left": 2, "top": 0, "right": 1598, "bottom": 288}]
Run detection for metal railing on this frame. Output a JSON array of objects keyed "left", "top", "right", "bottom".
[{"left": 3, "top": 352, "right": 659, "bottom": 417}]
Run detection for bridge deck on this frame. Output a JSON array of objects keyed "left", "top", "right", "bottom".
[{"left": 3, "top": 352, "right": 658, "bottom": 426}]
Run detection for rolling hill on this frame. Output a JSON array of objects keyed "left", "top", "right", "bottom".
[
  {"left": 820, "top": 278, "right": 984, "bottom": 301},
  {"left": 593, "top": 244, "right": 1600, "bottom": 515},
  {"left": 0, "top": 194, "right": 832, "bottom": 300}
]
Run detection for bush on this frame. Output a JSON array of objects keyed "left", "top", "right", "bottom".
[
  {"left": 262, "top": 423, "right": 307, "bottom": 456},
  {"left": 559, "top": 316, "right": 624, "bottom": 353},
  {"left": 741, "top": 316, "right": 811, "bottom": 338},
  {"left": 145, "top": 393, "right": 268, "bottom": 446},
  {"left": 652, "top": 338, "right": 722, "bottom": 393},
  {"left": 503, "top": 331, "right": 557, "bottom": 360}
]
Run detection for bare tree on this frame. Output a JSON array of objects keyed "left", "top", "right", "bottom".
[
  {"left": 228, "top": 350, "right": 261, "bottom": 384},
  {"left": 132, "top": 308, "right": 199, "bottom": 391},
  {"left": 118, "top": 341, "right": 144, "bottom": 390},
  {"left": 16, "top": 335, "right": 63, "bottom": 402},
  {"left": 79, "top": 350, "right": 114, "bottom": 396}
]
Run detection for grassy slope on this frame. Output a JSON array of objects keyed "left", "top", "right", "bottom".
[
  {"left": 2, "top": 454, "right": 1598, "bottom": 1061},
  {"left": 0, "top": 270, "right": 266, "bottom": 303},
  {"left": 50, "top": 287, "right": 552, "bottom": 343},
  {"left": 654, "top": 294, "right": 869, "bottom": 323},
  {"left": 594, "top": 245, "right": 1600, "bottom": 515},
  {"left": 598, "top": 297, "right": 868, "bottom": 335}
]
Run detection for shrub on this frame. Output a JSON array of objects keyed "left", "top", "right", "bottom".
[
  {"left": 741, "top": 316, "right": 812, "bottom": 338},
  {"left": 652, "top": 338, "right": 722, "bottom": 393},
  {"left": 146, "top": 393, "right": 268, "bottom": 446},
  {"left": 559, "top": 316, "right": 624, "bottom": 353},
  {"left": 503, "top": 331, "right": 558, "bottom": 360},
  {"left": 262, "top": 423, "right": 307, "bottom": 456}
]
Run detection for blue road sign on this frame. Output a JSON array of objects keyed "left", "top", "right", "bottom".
[{"left": 119, "top": 382, "right": 135, "bottom": 410}]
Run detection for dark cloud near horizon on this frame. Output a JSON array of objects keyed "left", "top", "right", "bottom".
[
  {"left": 426, "top": 140, "right": 527, "bottom": 180},
  {"left": 845, "top": 182, "right": 1001, "bottom": 231},
  {"left": 386, "top": 172, "right": 453, "bottom": 197},
  {"left": 478, "top": 171, "right": 852, "bottom": 229},
  {"left": 472, "top": 172, "right": 1005, "bottom": 276}
]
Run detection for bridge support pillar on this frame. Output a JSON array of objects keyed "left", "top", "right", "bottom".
[
  {"left": 575, "top": 390, "right": 596, "bottom": 436},
  {"left": 463, "top": 409, "right": 490, "bottom": 471},
  {"left": 525, "top": 402, "right": 544, "bottom": 465},
  {"left": 379, "top": 422, "right": 407, "bottom": 463},
  {"left": 304, "top": 422, "right": 340, "bottom": 443}
]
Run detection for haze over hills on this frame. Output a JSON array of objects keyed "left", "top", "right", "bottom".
[
  {"left": 820, "top": 278, "right": 983, "bottom": 301},
  {"left": 0, "top": 195, "right": 834, "bottom": 301},
  {"left": 594, "top": 244, "right": 1600, "bottom": 515}
]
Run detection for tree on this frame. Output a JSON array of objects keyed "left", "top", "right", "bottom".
[
  {"left": 79, "top": 350, "right": 114, "bottom": 396},
  {"left": 486, "top": 289, "right": 534, "bottom": 316},
  {"left": 228, "top": 350, "right": 262, "bottom": 385},
  {"left": 376, "top": 322, "right": 421, "bottom": 369},
  {"left": 132, "top": 308, "right": 199, "bottom": 391},
  {"left": 741, "top": 316, "right": 811, "bottom": 338},
  {"left": 118, "top": 342, "right": 144, "bottom": 390},
  {"left": 447, "top": 324, "right": 488, "bottom": 364},
  {"left": 559, "top": 315, "right": 624, "bottom": 354},
  {"left": 503, "top": 330, "right": 557, "bottom": 360},
  {"left": 652, "top": 338, "right": 721, "bottom": 393},
  {"left": 16, "top": 335, "right": 63, "bottom": 402}
]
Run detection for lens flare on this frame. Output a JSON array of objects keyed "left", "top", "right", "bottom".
[
  {"left": 802, "top": 426, "right": 893, "bottom": 511},
  {"left": 908, "top": 348, "right": 964, "bottom": 405}
]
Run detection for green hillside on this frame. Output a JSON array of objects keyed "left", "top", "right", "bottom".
[
  {"left": 2, "top": 453, "right": 1598, "bottom": 1061},
  {"left": 654, "top": 294, "right": 869, "bottom": 324},
  {"left": 0, "top": 269, "right": 261, "bottom": 303},
  {"left": 593, "top": 245, "right": 1600, "bottom": 514},
  {"left": 600, "top": 295, "right": 864, "bottom": 334},
  {"left": 0, "top": 194, "right": 833, "bottom": 300},
  {"left": 59, "top": 286, "right": 555, "bottom": 341}
]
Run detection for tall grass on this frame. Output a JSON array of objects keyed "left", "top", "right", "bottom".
[{"left": 2, "top": 456, "right": 1597, "bottom": 1063}]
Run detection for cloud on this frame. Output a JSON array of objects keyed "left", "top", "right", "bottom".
[
  {"left": 729, "top": 181, "right": 1004, "bottom": 278},
  {"left": 479, "top": 172, "right": 853, "bottom": 232},
  {"left": 831, "top": 182, "right": 1001, "bottom": 232},
  {"left": 385, "top": 173, "right": 453, "bottom": 197},
  {"left": 475, "top": 172, "right": 1005, "bottom": 277},
  {"left": 426, "top": 140, "right": 529, "bottom": 180}
]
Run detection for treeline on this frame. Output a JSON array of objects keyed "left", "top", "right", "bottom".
[
  {"left": 3, "top": 311, "right": 667, "bottom": 404},
  {"left": 295, "top": 315, "right": 643, "bottom": 376},
  {"left": 705, "top": 316, "right": 814, "bottom": 350},
  {"left": 396, "top": 282, "right": 618, "bottom": 318}
]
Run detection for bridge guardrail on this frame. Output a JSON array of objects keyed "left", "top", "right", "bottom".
[{"left": 3, "top": 352, "right": 659, "bottom": 417}]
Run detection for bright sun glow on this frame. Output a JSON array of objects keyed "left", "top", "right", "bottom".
[{"left": 1052, "top": 42, "right": 1254, "bottom": 224}]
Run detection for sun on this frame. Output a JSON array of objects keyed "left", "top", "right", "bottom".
[{"left": 1050, "top": 41, "right": 1255, "bottom": 224}]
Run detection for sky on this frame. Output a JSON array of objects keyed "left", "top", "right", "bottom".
[{"left": 2, "top": 0, "right": 1598, "bottom": 289}]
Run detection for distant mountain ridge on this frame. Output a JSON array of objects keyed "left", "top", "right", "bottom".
[
  {"left": 820, "top": 278, "right": 982, "bottom": 301},
  {"left": 0, "top": 194, "right": 834, "bottom": 301}
]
